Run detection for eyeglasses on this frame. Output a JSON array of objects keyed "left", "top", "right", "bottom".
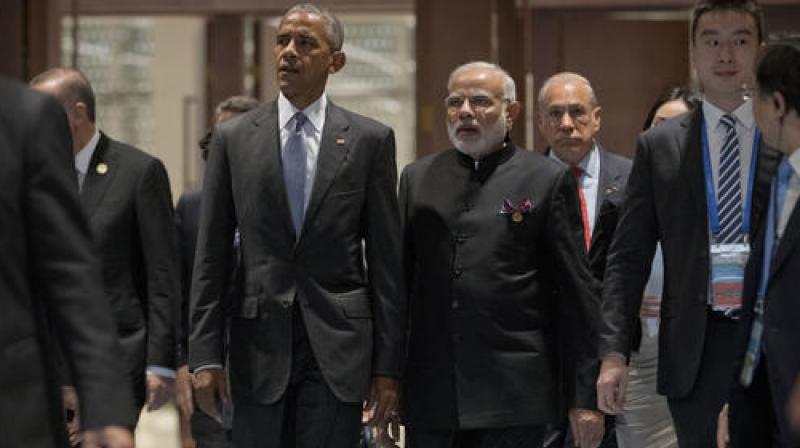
[{"left": 444, "top": 94, "right": 505, "bottom": 111}]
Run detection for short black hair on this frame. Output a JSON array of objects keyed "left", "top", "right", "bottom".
[
  {"left": 642, "top": 86, "right": 700, "bottom": 130},
  {"left": 200, "top": 95, "right": 260, "bottom": 160},
  {"left": 756, "top": 35, "right": 800, "bottom": 116},
  {"left": 30, "top": 68, "right": 96, "bottom": 122},
  {"left": 690, "top": 0, "right": 765, "bottom": 44}
]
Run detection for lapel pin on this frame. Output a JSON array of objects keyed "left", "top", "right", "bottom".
[
  {"left": 336, "top": 138, "right": 345, "bottom": 145},
  {"left": 512, "top": 211, "right": 523, "bottom": 223},
  {"left": 606, "top": 185, "right": 618, "bottom": 195},
  {"left": 96, "top": 163, "right": 108, "bottom": 175}
]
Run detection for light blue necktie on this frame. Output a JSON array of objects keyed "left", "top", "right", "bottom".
[
  {"left": 717, "top": 114, "right": 743, "bottom": 243},
  {"left": 283, "top": 112, "right": 307, "bottom": 237}
]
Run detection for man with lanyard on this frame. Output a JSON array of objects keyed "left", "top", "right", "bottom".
[{"left": 596, "top": 1, "right": 782, "bottom": 447}]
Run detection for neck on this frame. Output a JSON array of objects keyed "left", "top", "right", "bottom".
[
  {"left": 73, "top": 124, "right": 96, "bottom": 157},
  {"left": 705, "top": 93, "right": 745, "bottom": 114}
]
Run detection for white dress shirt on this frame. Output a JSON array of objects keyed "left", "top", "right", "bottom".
[
  {"left": 278, "top": 92, "right": 327, "bottom": 211},
  {"left": 549, "top": 143, "right": 600, "bottom": 236},
  {"left": 778, "top": 147, "right": 800, "bottom": 238},
  {"left": 702, "top": 99, "right": 757, "bottom": 208},
  {"left": 74, "top": 130, "right": 101, "bottom": 190}
]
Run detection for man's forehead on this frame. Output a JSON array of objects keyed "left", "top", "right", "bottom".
[
  {"left": 278, "top": 13, "right": 324, "bottom": 33},
  {"left": 543, "top": 82, "right": 592, "bottom": 106},
  {"left": 696, "top": 10, "right": 757, "bottom": 36},
  {"left": 449, "top": 70, "right": 503, "bottom": 94}
]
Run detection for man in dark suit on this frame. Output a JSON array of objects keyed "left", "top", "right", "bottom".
[
  {"left": 596, "top": 1, "right": 781, "bottom": 447},
  {"left": 189, "top": 4, "right": 405, "bottom": 447},
  {"left": 30, "top": 68, "right": 180, "bottom": 426},
  {"left": 397, "top": 61, "right": 599, "bottom": 448},
  {"left": 716, "top": 37, "right": 800, "bottom": 448},
  {"left": 0, "top": 78, "right": 134, "bottom": 448},
  {"left": 176, "top": 95, "right": 259, "bottom": 448},
  {"left": 538, "top": 72, "right": 631, "bottom": 448}
]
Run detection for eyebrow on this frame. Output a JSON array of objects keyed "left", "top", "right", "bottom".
[{"left": 699, "top": 28, "right": 754, "bottom": 37}]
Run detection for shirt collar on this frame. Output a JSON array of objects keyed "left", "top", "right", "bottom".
[
  {"left": 548, "top": 142, "right": 599, "bottom": 178},
  {"left": 787, "top": 148, "right": 800, "bottom": 178},
  {"left": 278, "top": 92, "right": 326, "bottom": 133},
  {"left": 75, "top": 130, "right": 101, "bottom": 175},
  {"left": 702, "top": 98, "right": 755, "bottom": 132}
]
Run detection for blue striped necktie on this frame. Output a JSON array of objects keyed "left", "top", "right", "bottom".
[
  {"left": 283, "top": 112, "right": 307, "bottom": 237},
  {"left": 717, "top": 113, "right": 743, "bottom": 244}
]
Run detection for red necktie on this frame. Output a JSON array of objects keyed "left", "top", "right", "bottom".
[{"left": 570, "top": 166, "right": 591, "bottom": 250}]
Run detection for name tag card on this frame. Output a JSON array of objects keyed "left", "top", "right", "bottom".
[{"left": 709, "top": 243, "right": 750, "bottom": 315}]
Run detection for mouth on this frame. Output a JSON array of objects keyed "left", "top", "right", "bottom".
[
  {"left": 278, "top": 63, "right": 300, "bottom": 76},
  {"left": 455, "top": 124, "right": 481, "bottom": 138},
  {"left": 714, "top": 70, "right": 739, "bottom": 79}
]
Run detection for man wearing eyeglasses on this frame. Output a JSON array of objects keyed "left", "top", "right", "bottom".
[
  {"left": 538, "top": 72, "right": 630, "bottom": 448},
  {"left": 395, "top": 61, "right": 601, "bottom": 448}
]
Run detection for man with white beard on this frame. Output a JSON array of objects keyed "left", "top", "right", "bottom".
[{"left": 394, "top": 61, "right": 602, "bottom": 448}]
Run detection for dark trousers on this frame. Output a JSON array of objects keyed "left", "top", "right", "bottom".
[
  {"left": 667, "top": 314, "right": 738, "bottom": 448},
  {"left": 730, "top": 356, "right": 800, "bottom": 448},
  {"left": 406, "top": 425, "right": 546, "bottom": 448},
  {"left": 231, "top": 305, "right": 362, "bottom": 448}
]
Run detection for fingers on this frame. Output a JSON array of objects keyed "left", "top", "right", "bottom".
[
  {"left": 82, "top": 426, "right": 134, "bottom": 448},
  {"left": 193, "top": 370, "right": 224, "bottom": 423},
  {"left": 717, "top": 403, "right": 730, "bottom": 448},
  {"left": 146, "top": 374, "right": 174, "bottom": 412},
  {"left": 596, "top": 358, "right": 627, "bottom": 414}
]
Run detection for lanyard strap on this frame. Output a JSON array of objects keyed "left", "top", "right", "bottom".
[
  {"left": 700, "top": 111, "right": 760, "bottom": 239},
  {"left": 757, "top": 175, "right": 778, "bottom": 305}
]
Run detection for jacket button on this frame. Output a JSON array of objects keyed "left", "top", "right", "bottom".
[
  {"left": 451, "top": 300, "right": 460, "bottom": 309},
  {"left": 282, "top": 300, "right": 291, "bottom": 308}
]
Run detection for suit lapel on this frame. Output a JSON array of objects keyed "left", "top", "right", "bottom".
[
  {"left": 250, "top": 102, "right": 297, "bottom": 239},
  {"left": 770, "top": 198, "right": 800, "bottom": 278},
  {"left": 81, "top": 133, "right": 118, "bottom": 217},
  {"left": 679, "top": 109, "right": 708, "bottom": 224},
  {"left": 300, "top": 103, "right": 351, "bottom": 239},
  {"left": 589, "top": 147, "right": 624, "bottom": 249},
  {"left": 750, "top": 142, "right": 782, "bottom": 242}
]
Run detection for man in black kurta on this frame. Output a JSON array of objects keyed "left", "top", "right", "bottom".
[{"left": 399, "top": 62, "right": 601, "bottom": 447}]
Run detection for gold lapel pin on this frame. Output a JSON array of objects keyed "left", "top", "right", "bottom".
[
  {"left": 512, "top": 211, "right": 523, "bottom": 223},
  {"left": 336, "top": 138, "right": 345, "bottom": 145},
  {"left": 96, "top": 163, "right": 108, "bottom": 175}
]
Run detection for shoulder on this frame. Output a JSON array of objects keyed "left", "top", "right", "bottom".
[
  {"left": 329, "top": 102, "right": 392, "bottom": 137},
  {"left": 640, "top": 109, "right": 697, "bottom": 147},
  {"left": 514, "top": 146, "right": 564, "bottom": 178},
  {"left": 103, "top": 134, "right": 165, "bottom": 171},
  {"left": 402, "top": 148, "right": 455, "bottom": 179},
  {"left": 598, "top": 146, "right": 632, "bottom": 173}
]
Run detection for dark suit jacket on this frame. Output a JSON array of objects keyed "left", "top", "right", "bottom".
[
  {"left": 730, "top": 162, "right": 800, "bottom": 443},
  {"left": 601, "top": 108, "right": 781, "bottom": 399},
  {"left": 0, "top": 79, "right": 134, "bottom": 447},
  {"left": 188, "top": 100, "right": 405, "bottom": 405},
  {"left": 81, "top": 133, "right": 180, "bottom": 410},
  {"left": 400, "top": 144, "right": 599, "bottom": 429}
]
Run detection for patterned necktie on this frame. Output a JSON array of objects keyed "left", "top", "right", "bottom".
[
  {"left": 717, "top": 113, "right": 743, "bottom": 244},
  {"left": 570, "top": 166, "right": 591, "bottom": 250},
  {"left": 283, "top": 112, "right": 307, "bottom": 237}
]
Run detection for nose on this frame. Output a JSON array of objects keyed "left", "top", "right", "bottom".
[
  {"left": 458, "top": 98, "right": 475, "bottom": 119},
  {"left": 718, "top": 41, "right": 734, "bottom": 63},
  {"left": 558, "top": 111, "right": 575, "bottom": 131},
  {"left": 282, "top": 37, "right": 298, "bottom": 59}
]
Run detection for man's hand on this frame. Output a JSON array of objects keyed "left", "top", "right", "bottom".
[
  {"left": 789, "top": 376, "right": 800, "bottom": 432},
  {"left": 363, "top": 376, "right": 400, "bottom": 428},
  {"left": 82, "top": 426, "right": 134, "bottom": 448},
  {"left": 597, "top": 353, "right": 628, "bottom": 414},
  {"left": 146, "top": 371, "right": 175, "bottom": 412},
  {"left": 192, "top": 367, "right": 227, "bottom": 423},
  {"left": 717, "top": 403, "right": 729, "bottom": 448},
  {"left": 62, "top": 386, "right": 82, "bottom": 446},
  {"left": 569, "top": 408, "right": 604, "bottom": 448},
  {"left": 176, "top": 365, "right": 194, "bottom": 417}
]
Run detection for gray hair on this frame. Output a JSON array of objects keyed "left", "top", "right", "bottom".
[
  {"left": 537, "top": 72, "right": 598, "bottom": 111},
  {"left": 447, "top": 61, "right": 516, "bottom": 102},
  {"left": 284, "top": 3, "right": 344, "bottom": 51}
]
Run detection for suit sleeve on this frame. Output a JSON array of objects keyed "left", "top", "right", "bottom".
[
  {"left": 600, "top": 134, "right": 659, "bottom": 359},
  {"left": 175, "top": 195, "right": 190, "bottom": 367},
  {"left": 189, "top": 128, "right": 237, "bottom": 370},
  {"left": 24, "top": 94, "right": 135, "bottom": 428},
  {"left": 545, "top": 169, "right": 602, "bottom": 410},
  {"left": 135, "top": 158, "right": 180, "bottom": 370},
  {"left": 364, "top": 128, "right": 407, "bottom": 378}
]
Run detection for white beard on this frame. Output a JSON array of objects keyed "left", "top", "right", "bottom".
[{"left": 447, "top": 116, "right": 508, "bottom": 159}]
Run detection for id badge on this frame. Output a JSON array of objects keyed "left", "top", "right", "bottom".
[{"left": 709, "top": 243, "right": 750, "bottom": 314}]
